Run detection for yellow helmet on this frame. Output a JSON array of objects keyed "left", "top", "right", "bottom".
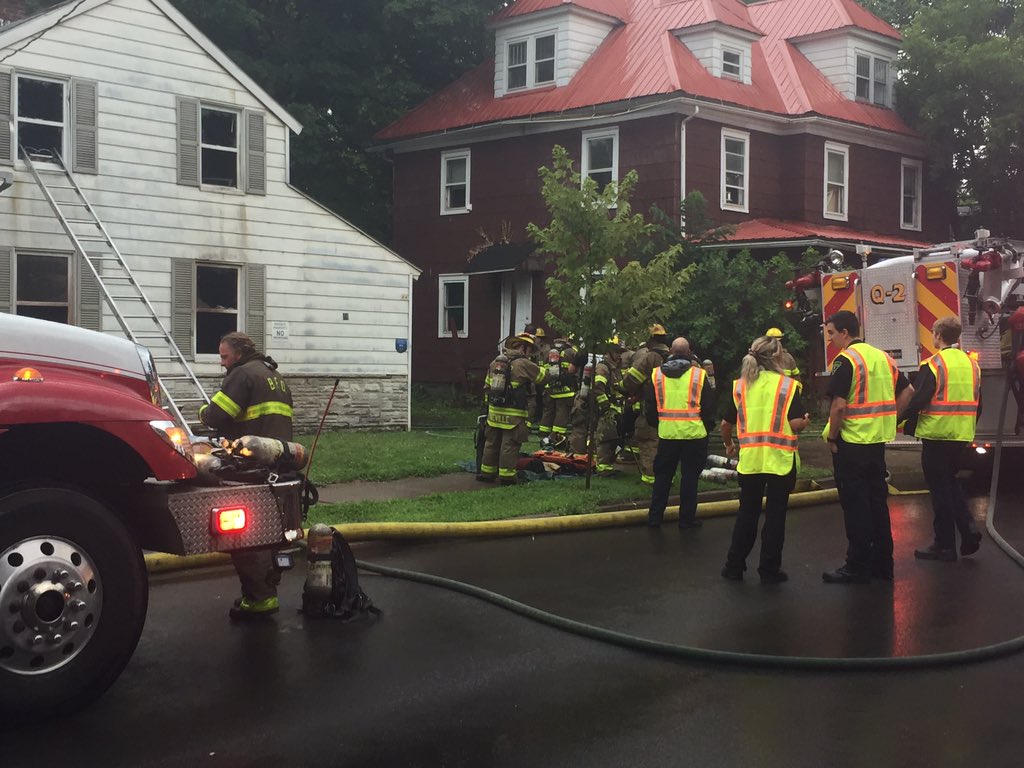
[
  {"left": 605, "top": 335, "right": 626, "bottom": 350},
  {"left": 649, "top": 323, "right": 668, "bottom": 337},
  {"left": 513, "top": 333, "right": 537, "bottom": 348},
  {"left": 766, "top": 327, "right": 784, "bottom": 338},
  {"left": 534, "top": 327, "right": 546, "bottom": 338}
]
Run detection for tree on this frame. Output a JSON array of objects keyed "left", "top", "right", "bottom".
[{"left": 897, "top": 0, "right": 1024, "bottom": 235}]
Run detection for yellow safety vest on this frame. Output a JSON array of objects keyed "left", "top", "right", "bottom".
[
  {"left": 733, "top": 371, "right": 799, "bottom": 475},
  {"left": 917, "top": 347, "right": 980, "bottom": 442},
  {"left": 828, "top": 343, "right": 898, "bottom": 444},
  {"left": 652, "top": 366, "right": 707, "bottom": 440}
]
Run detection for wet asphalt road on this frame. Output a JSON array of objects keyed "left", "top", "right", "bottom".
[{"left": 9, "top": 484, "right": 1024, "bottom": 768}]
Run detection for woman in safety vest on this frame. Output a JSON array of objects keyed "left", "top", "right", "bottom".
[{"left": 720, "top": 336, "right": 811, "bottom": 583}]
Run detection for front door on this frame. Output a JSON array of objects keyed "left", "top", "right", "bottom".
[{"left": 499, "top": 272, "right": 533, "bottom": 341}]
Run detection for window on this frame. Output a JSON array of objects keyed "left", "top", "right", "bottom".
[
  {"left": 438, "top": 274, "right": 469, "bottom": 338},
  {"left": 195, "top": 264, "right": 239, "bottom": 354},
  {"left": 15, "top": 252, "right": 69, "bottom": 323},
  {"left": 440, "top": 149, "right": 471, "bottom": 215},
  {"left": 824, "top": 142, "right": 849, "bottom": 221},
  {"left": 901, "top": 158, "right": 922, "bottom": 230},
  {"left": 720, "top": 129, "right": 749, "bottom": 212},
  {"left": 856, "top": 53, "right": 890, "bottom": 107},
  {"left": 16, "top": 75, "right": 65, "bottom": 159},
  {"left": 505, "top": 32, "right": 556, "bottom": 91},
  {"left": 200, "top": 107, "right": 239, "bottom": 187},
  {"left": 582, "top": 127, "right": 618, "bottom": 191},
  {"left": 722, "top": 48, "right": 742, "bottom": 79}
]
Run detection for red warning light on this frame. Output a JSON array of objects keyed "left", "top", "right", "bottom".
[{"left": 212, "top": 506, "right": 248, "bottom": 534}]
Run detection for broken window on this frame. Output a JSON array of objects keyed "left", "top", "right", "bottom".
[
  {"left": 195, "top": 264, "right": 239, "bottom": 354},
  {"left": 200, "top": 107, "right": 239, "bottom": 187},
  {"left": 17, "top": 76, "right": 65, "bottom": 160},
  {"left": 16, "top": 252, "right": 69, "bottom": 324}
]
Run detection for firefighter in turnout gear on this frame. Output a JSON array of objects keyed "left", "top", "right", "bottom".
[
  {"left": 620, "top": 324, "right": 671, "bottom": 483},
  {"left": 570, "top": 337, "right": 626, "bottom": 474},
  {"left": 539, "top": 337, "right": 579, "bottom": 451},
  {"left": 479, "top": 334, "right": 546, "bottom": 485},
  {"left": 901, "top": 316, "right": 983, "bottom": 561},
  {"left": 199, "top": 331, "right": 294, "bottom": 620},
  {"left": 527, "top": 326, "right": 549, "bottom": 428}
]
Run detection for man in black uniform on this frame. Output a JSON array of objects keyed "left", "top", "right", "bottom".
[{"left": 199, "top": 331, "right": 294, "bottom": 619}]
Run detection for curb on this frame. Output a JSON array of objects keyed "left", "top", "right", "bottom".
[{"left": 144, "top": 488, "right": 840, "bottom": 575}]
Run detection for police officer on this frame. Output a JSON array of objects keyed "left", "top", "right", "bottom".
[
  {"left": 479, "top": 333, "right": 546, "bottom": 485},
  {"left": 199, "top": 331, "right": 294, "bottom": 620},
  {"left": 902, "top": 316, "right": 983, "bottom": 561},
  {"left": 645, "top": 337, "right": 715, "bottom": 527},
  {"left": 621, "top": 324, "right": 671, "bottom": 484},
  {"left": 720, "top": 336, "right": 810, "bottom": 582},
  {"left": 821, "top": 310, "right": 914, "bottom": 584}
]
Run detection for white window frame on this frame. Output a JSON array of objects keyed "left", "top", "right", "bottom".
[
  {"left": 855, "top": 53, "right": 890, "bottom": 107},
  {"left": 581, "top": 126, "right": 619, "bottom": 192},
  {"left": 438, "top": 274, "right": 469, "bottom": 339},
  {"left": 440, "top": 149, "right": 471, "bottom": 215},
  {"left": 823, "top": 141, "right": 849, "bottom": 222},
  {"left": 505, "top": 30, "right": 557, "bottom": 92},
  {"left": 199, "top": 105, "right": 241, "bottom": 189},
  {"left": 720, "top": 128, "right": 749, "bottom": 213},
  {"left": 722, "top": 47, "right": 742, "bottom": 80},
  {"left": 194, "top": 262, "right": 242, "bottom": 357},
  {"left": 900, "top": 157, "right": 923, "bottom": 231},
  {"left": 14, "top": 72, "right": 67, "bottom": 164}
]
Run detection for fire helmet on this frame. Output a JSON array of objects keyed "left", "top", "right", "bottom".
[
  {"left": 766, "top": 327, "right": 784, "bottom": 338},
  {"left": 649, "top": 323, "right": 668, "bottom": 337}
]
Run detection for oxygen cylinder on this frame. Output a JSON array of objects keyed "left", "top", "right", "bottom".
[
  {"left": 547, "top": 347, "right": 561, "bottom": 380},
  {"left": 579, "top": 360, "right": 594, "bottom": 398},
  {"left": 229, "top": 435, "right": 308, "bottom": 470},
  {"left": 700, "top": 467, "right": 739, "bottom": 484},
  {"left": 489, "top": 355, "right": 509, "bottom": 404},
  {"left": 302, "top": 523, "right": 335, "bottom": 614},
  {"left": 704, "top": 454, "right": 738, "bottom": 470}
]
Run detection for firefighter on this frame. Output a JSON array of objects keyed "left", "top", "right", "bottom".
[
  {"left": 569, "top": 336, "right": 626, "bottom": 474},
  {"left": 901, "top": 316, "right": 983, "bottom": 561},
  {"left": 821, "top": 310, "right": 913, "bottom": 584},
  {"left": 620, "top": 324, "right": 672, "bottom": 484},
  {"left": 766, "top": 327, "right": 802, "bottom": 391},
  {"left": 199, "top": 331, "right": 294, "bottom": 620},
  {"left": 539, "top": 337, "right": 579, "bottom": 451},
  {"left": 528, "top": 326, "right": 549, "bottom": 428},
  {"left": 645, "top": 337, "right": 716, "bottom": 527},
  {"left": 720, "top": 335, "right": 811, "bottom": 581},
  {"left": 479, "top": 333, "right": 546, "bottom": 485}
]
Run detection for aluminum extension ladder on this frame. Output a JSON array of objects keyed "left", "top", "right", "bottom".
[{"left": 20, "top": 148, "right": 209, "bottom": 433}]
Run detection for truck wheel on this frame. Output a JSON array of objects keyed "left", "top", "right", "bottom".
[{"left": 0, "top": 487, "right": 148, "bottom": 721}]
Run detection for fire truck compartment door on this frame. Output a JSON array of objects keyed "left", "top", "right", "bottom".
[{"left": 861, "top": 261, "right": 918, "bottom": 370}]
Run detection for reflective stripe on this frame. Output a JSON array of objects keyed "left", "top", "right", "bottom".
[
  {"left": 594, "top": 375, "right": 609, "bottom": 385},
  {"left": 626, "top": 367, "right": 645, "bottom": 383},
  {"left": 240, "top": 401, "right": 294, "bottom": 421},
  {"left": 738, "top": 434, "right": 798, "bottom": 450},
  {"left": 212, "top": 391, "right": 242, "bottom": 419}
]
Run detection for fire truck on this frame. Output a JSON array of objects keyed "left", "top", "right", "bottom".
[
  {"left": 0, "top": 313, "right": 304, "bottom": 719},
  {"left": 792, "top": 232, "right": 1024, "bottom": 453}
]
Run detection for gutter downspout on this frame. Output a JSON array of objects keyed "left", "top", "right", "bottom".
[{"left": 407, "top": 272, "right": 414, "bottom": 432}]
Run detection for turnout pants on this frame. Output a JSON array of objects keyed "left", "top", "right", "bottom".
[
  {"left": 481, "top": 422, "right": 529, "bottom": 480},
  {"left": 725, "top": 462, "right": 797, "bottom": 576},
  {"left": 648, "top": 436, "right": 708, "bottom": 525},
  {"left": 833, "top": 441, "right": 892, "bottom": 575},
  {"left": 570, "top": 407, "right": 619, "bottom": 470},
  {"left": 635, "top": 418, "right": 659, "bottom": 484},
  {"left": 921, "top": 439, "right": 978, "bottom": 550},
  {"left": 231, "top": 550, "right": 280, "bottom": 602},
  {"left": 541, "top": 394, "right": 573, "bottom": 446}
]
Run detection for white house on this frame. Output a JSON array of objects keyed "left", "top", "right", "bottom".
[{"left": 0, "top": 0, "right": 420, "bottom": 430}]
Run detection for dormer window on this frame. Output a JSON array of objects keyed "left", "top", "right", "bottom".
[
  {"left": 856, "top": 53, "right": 890, "bottom": 107},
  {"left": 506, "top": 33, "right": 556, "bottom": 91},
  {"left": 722, "top": 48, "right": 742, "bottom": 79}
]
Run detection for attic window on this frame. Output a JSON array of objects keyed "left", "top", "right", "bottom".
[
  {"left": 856, "top": 54, "right": 890, "bottom": 107},
  {"left": 722, "top": 48, "right": 742, "bottom": 79},
  {"left": 16, "top": 75, "right": 65, "bottom": 159},
  {"left": 535, "top": 35, "right": 555, "bottom": 84},
  {"left": 505, "top": 32, "right": 556, "bottom": 92}
]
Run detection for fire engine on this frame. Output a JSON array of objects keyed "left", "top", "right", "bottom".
[
  {"left": 791, "top": 231, "right": 1024, "bottom": 453},
  {"left": 0, "top": 313, "right": 304, "bottom": 719}
]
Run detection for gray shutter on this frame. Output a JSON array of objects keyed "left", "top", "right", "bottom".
[
  {"left": 0, "top": 70, "right": 12, "bottom": 165},
  {"left": 71, "top": 79, "right": 98, "bottom": 174},
  {"left": 245, "top": 263, "right": 266, "bottom": 353},
  {"left": 78, "top": 256, "right": 102, "bottom": 331},
  {"left": 0, "top": 246, "right": 11, "bottom": 313},
  {"left": 171, "top": 258, "right": 194, "bottom": 359},
  {"left": 244, "top": 110, "right": 266, "bottom": 195},
  {"left": 176, "top": 97, "right": 200, "bottom": 187}
]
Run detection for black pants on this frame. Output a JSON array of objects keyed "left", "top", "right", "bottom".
[
  {"left": 648, "top": 436, "right": 708, "bottom": 525},
  {"left": 833, "top": 441, "right": 892, "bottom": 574},
  {"left": 921, "top": 439, "right": 977, "bottom": 550},
  {"left": 725, "top": 462, "right": 797, "bottom": 576}
]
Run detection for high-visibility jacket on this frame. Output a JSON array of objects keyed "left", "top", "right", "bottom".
[
  {"left": 652, "top": 366, "right": 707, "bottom": 440},
  {"left": 485, "top": 350, "right": 546, "bottom": 430},
  {"left": 917, "top": 347, "right": 980, "bottom": 441},
  {"left": 830, "top": 343, "right": 899, "bottom": 444},
  {"left": 199, "top": 354, "right": 294, "bottom": 441},
  {"left": 733, "top": 371, "right": 799, "bottom": 476}
]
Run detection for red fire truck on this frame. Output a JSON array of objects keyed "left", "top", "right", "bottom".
[{"left": 0, "top": 313, "right": 303, "bottom": 719}]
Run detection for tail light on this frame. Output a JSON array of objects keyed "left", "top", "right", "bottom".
[{"left": 212, "top": 506, "right": 248, "bottom": 534}]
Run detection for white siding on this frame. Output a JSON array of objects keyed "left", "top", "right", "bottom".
[
  {"left": 795, "top": 34, "right": 899, "bottom": 102},
  {"left": 0, "top": 0, "right": 416, "bottom": 380},
  {"left": 493, "top": 8, "right": 615, "bottom": 97},
  {"left": 675, "top": 28, "right": 753, "bottom": 85}
]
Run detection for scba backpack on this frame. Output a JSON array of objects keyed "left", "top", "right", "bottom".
[{"left": 303, "top": 528, "right": 381, "bottom": 621}]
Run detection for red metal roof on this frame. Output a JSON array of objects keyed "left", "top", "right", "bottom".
[
  {"left": 726, "top": 218, "right": 931, "bottom": 250},
  {"left": 491, "top": 0, "right": 629, "bottom": 24},
  {"left": 376, "top": 0, "right": 913, "bottom": 142}
]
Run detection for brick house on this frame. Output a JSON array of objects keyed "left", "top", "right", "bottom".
[{"left": 376, "top": 0, "right": 949, "bottom": 386}]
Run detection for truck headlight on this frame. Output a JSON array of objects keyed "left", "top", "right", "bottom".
[
  {"left": 135, "top": 343, "right": 161, "bottom": 406},
  {"left": 150, "top": 420, "right": 195, "bottom": 464}
]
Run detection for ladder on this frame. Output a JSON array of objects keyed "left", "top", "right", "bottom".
[{"left": 20, "top": 148, "right": 210, "bottom": 433}]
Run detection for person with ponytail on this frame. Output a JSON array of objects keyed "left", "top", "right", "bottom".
[{"left": 720, "top": 336, "right": 810, "bottom": 583}]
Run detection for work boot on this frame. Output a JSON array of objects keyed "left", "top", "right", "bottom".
[
  {"left": 475, "top": 473, "right": 496, "bottom": 483},
  {"left": 822, "top": 565, "right": 871, "bottom": 584},
  {"left": 499, "top": 477, "right": 517, "bottom": 486},
  {"left": 678, "top": 519, "right": 703, "bottom": 530},
  {"left": 229, "top": 596, "right": 279, "bottom": 620},
  {"left": 759, "top": 570, "right": 789, "bottom": 584},
  {"left": 961, "top": 531, "right": 982, "bottom": 557},
  {"left": 721, "top": 564, "right": 744, "bottom": 581},
  {"left": 914, "top": 545, "right": 957, "bottom": 562}
]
